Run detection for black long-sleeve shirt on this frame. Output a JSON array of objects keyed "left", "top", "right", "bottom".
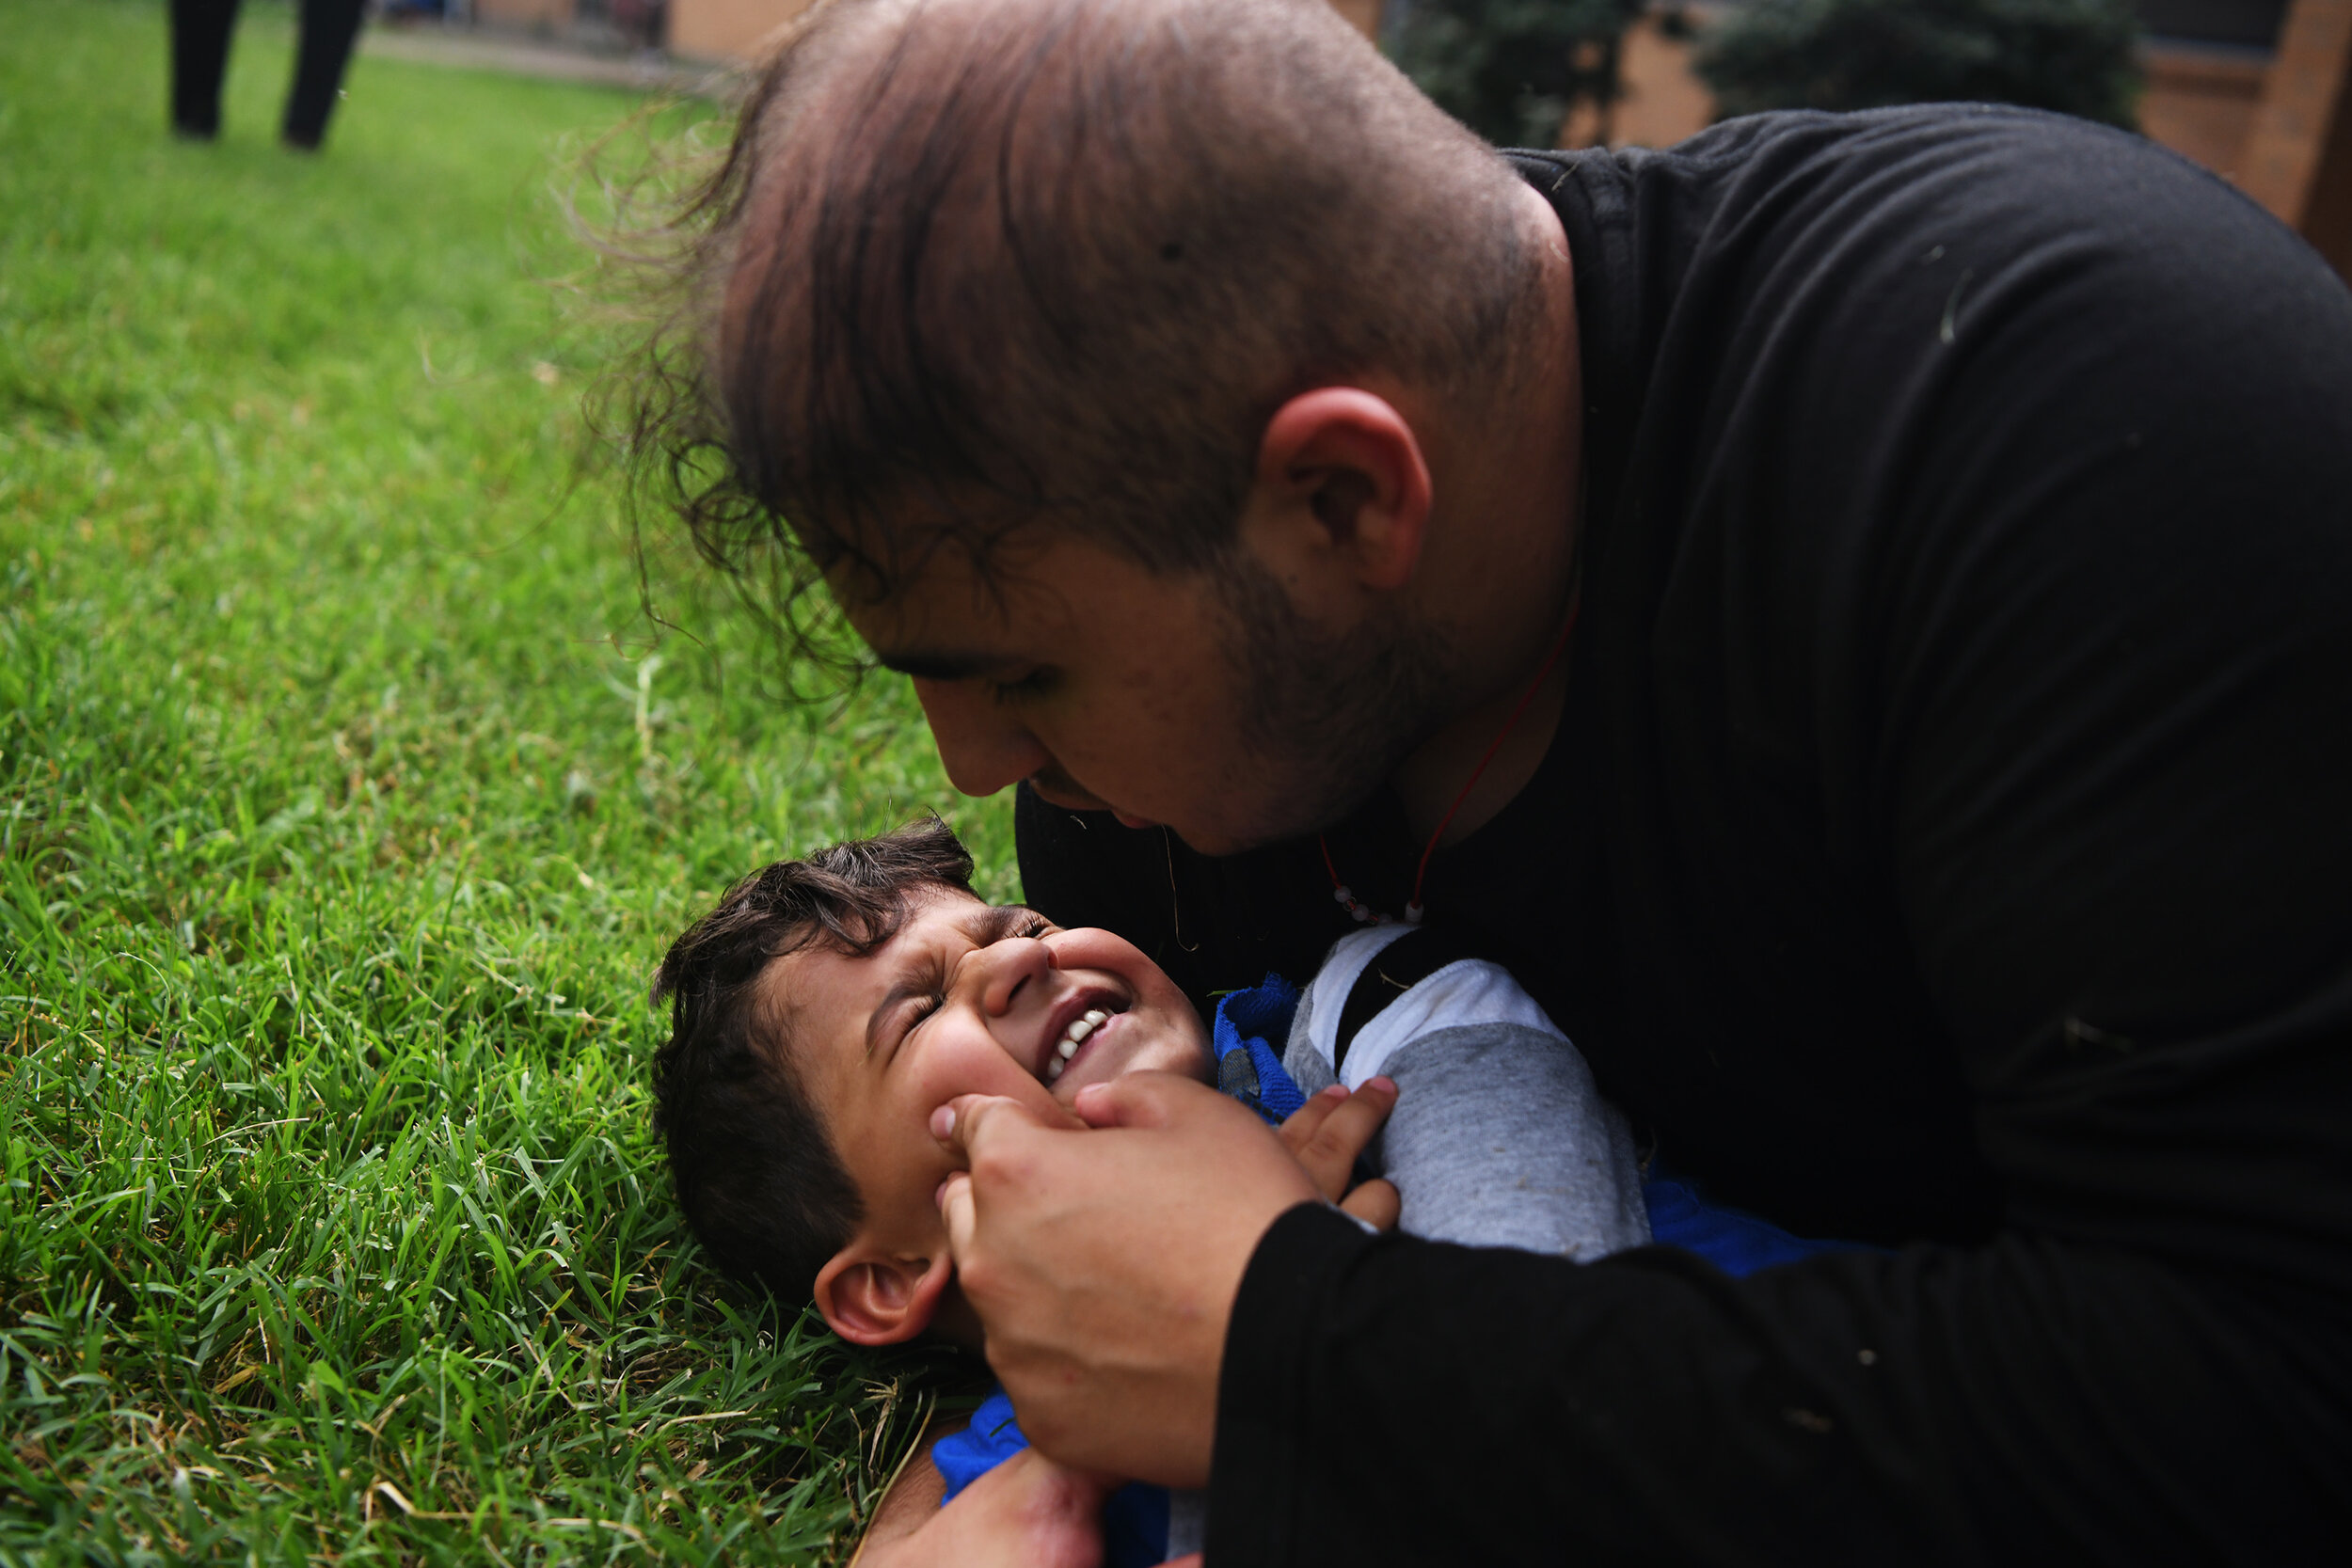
[{"left": 1014, "top": 106, "right": 2352, "bottom": 1563}]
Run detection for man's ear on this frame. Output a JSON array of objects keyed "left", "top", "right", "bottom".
[
  {"left": 812, "top": 1240, "right": 955, "bottom": 1346},
  {"left": 1244, "top": 388, "right": 1434, "bottom": 594}
]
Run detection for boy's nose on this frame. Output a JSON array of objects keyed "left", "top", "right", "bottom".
[{"left": 974, "top": 931, "right": 1057, "bottom": 1019}]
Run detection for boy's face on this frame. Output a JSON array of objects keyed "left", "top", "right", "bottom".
[{"left": 780, "top": 888, "right": 1212, "bottom": 1271}]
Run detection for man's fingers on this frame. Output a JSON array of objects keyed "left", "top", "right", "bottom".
[
  {"left": 1340, "top": 1176, "right": 1401, "bottom": 1231},
  {"left": 937, "top": 1170, "right": 977, "bottom": 1260},
  {"left": 930, "top": 1092, "right": 1047, "bottom": 1163},
  {"left": 1311, "top": 1077, "right": 1397, "bottom": 1163},
  {"left": 1069, "top": 1069, "right": 1223, "bottom": 1130},
  {"left": 1277, "top": 1083, "right": 1349, "bottom": 1155},
  {"left": 1287, "top": 1077, "right": 1397, "bottom": 1201}
]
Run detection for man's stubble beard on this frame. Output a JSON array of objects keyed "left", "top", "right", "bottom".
[{"left": 1206, "top": 550, "right": 1456, "bottom": 852}]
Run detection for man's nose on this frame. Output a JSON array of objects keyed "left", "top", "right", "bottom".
[{"left": 912, "top": 678, "right": 1053, "bottom": 798}]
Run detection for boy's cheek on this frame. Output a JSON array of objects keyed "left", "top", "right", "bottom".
[
  {"left": 1131, "top": 1034, "right": 1214, "bottom": 1085},
  {"left": 1142, "top": 1018, "right": 1216, "bottom": 1081},
  {"left": 922, "top": 1031, "right": 1050, "bottom": 1107}
]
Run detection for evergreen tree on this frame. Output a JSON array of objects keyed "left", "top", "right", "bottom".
[
  {"left": 1391, "top": 0, "right": 1650, "bottom": 148},
  {"left": 1694, "top": 0, "right": 2142, "bottom": 130}
]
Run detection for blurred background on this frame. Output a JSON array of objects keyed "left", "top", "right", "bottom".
[
  {"left": 388, "top": 0, "right": 2350, "bottom": 279},
  {"left": 3, "top": 0, "right": 2341, "bottom": 1560}
]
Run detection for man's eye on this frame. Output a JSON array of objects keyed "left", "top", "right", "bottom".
[{"left": 988, "top": 668, "right": 1057, "bottom": 705}]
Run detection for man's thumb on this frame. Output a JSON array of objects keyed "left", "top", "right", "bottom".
[
  {"left": 930, "top": 1092, "right": 1041, "bottom": 1162},
  {"left": 1069, "top": 1069, "right": 1217, "bottom": 1130},
  {"left": 936, "top": 1169, "right": 977, "bottom": 1259}
]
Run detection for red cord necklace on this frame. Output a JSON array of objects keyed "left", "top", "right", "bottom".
[{"left": 1321, "top": 586, "right": 1581, "bottom": 927}]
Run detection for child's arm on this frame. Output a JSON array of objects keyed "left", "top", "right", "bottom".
[
  {"left": 850, "top": 1442, "right": 1112, "bottom": 1568},
  {"left": 850, "top": 1420, "right": 957, "bottom": 1562},
  {"left": 1368, "top": 1017, "right": 1649, "bottom": 1257}
]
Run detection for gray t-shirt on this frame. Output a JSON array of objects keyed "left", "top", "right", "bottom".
[{"left": 1282, "top": 925, "right": 1650, "bottom": 1259}]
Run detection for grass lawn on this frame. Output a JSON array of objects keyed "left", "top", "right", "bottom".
[{"left": 1, "top": 2, "right": 1010, "bottom": 1560}]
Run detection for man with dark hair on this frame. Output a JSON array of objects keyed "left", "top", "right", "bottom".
[{"left": 620, "top": 0, "right": 2352, "bottom": 1559}]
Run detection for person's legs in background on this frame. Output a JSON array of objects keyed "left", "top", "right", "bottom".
[
  {"left": 282, "top": 0, "right": 366, "bottom": 150},
  {"left": 168, "top": 0, "right": 244, "bottom": 140}
]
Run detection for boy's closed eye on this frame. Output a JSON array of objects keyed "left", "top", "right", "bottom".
[
  {"left": 868, "top": 907, "right": 1055, "bottom": 1060},
  {"left": 890, "top": 909, "right": 1056, "bottom": 1049}
]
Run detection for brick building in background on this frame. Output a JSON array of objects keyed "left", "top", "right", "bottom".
[{"left": 461, "top": 0, "right": 2350, "bottom": 277}]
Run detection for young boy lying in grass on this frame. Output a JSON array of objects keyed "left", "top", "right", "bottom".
[{"left": 650, "top": 819, "right": 1843, "bottom": 1566}]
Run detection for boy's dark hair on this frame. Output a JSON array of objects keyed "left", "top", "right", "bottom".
[{"left": 649, "top": 816, "right": 977, "bottom": 1297}]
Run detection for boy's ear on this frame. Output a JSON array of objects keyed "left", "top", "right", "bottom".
[{"left": 812, "top": 1240, "right": 955, "bottom": 1346}]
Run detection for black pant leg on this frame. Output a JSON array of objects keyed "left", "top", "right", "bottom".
[
  {"left": 168, "top": 0, "right": 243, "bottom": 138},
  {"left": 282, "top": 0, "right": 366, "bottom": 150}
]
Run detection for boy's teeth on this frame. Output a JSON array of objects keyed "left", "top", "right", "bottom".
[{"left": 1050, "top": 1007, "right": 1115, "bottom": 1075}]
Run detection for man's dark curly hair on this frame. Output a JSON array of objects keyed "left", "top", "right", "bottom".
[
  {"left": 649, "top": 816, "right": 977, "bottom": 1297},
  {"left": 592, "top": 0, "right": 1542, "bottom": 679}
]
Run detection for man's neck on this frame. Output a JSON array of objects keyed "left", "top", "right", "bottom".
[
  {"left": 1391, "top": 630, "right": 1574, "bottom": 847},
  {"left": 1390, "top": 182, "right": 1583, "bottom": 847}
]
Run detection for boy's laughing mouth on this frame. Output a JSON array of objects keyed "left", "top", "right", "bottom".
[{"left": 1039, "top": 991, "right": 1130, "bottom": 1084}]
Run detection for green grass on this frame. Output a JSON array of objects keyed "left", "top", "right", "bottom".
[{"left": 0, "top": 3, "right": 1010, "bottom": 1560}]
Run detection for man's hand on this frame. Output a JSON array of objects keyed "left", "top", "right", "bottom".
[
  {"left": 933, "top": 1072, "right": 1359, "bottom": 1487},
  {"left": 1279, "top": 1078, "right": 1401, "bottom": 1229},
  {"left": 850, "top": 1447, "right": 1111, "bottom": 1568}
]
